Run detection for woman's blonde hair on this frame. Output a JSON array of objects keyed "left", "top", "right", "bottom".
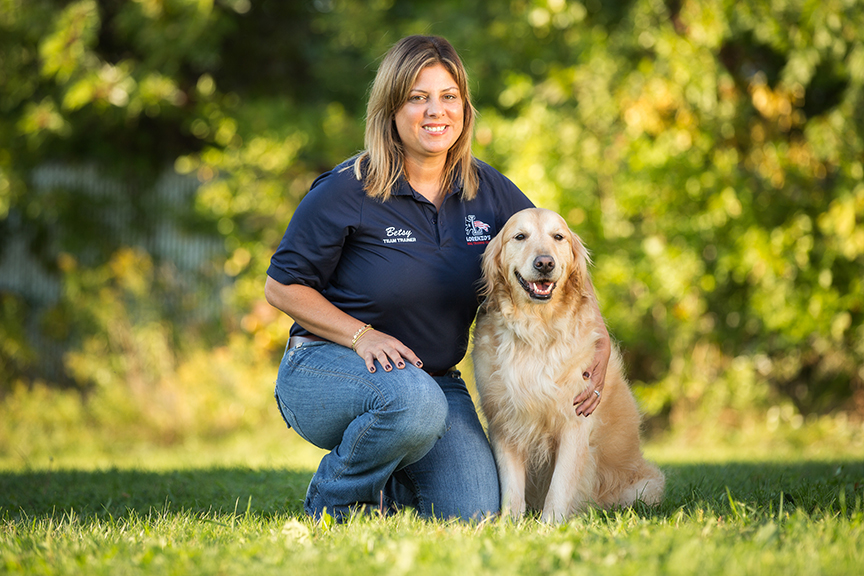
[{"left": 353, "top": 35, "right": 479, "bottom": 201}]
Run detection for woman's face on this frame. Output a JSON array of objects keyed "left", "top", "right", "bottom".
[{"left": 394, "top": 63, "right": 464, "bottom": 166}]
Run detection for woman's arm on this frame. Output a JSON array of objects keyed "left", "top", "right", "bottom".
[
  {"left": 572, "top": 293, "right": 611, "bottom": 417},
  {"left": 265, "top": 276, "right": 423, "bottom": 373}
]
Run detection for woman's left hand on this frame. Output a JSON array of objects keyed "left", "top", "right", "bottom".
[
  {"left": 573, "top": 350, "right": 608, "bottom": 417},
  {"left": 573, "top": 313, "right": 611, "bottom": 417}
]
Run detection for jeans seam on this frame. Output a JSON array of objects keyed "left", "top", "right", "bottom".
[
  {"left": 287, "top": 346, "right": 399, "bottom": 498},
  {"left": 282, "top": 342, "right": 450, "bottom": 517},
  {"left": 399, "top": 466, "right": 425, "bottom": 516},
  {"left": 333, "top": 405, "right": 382, "bottom": 484},
  {"left": 308, "top": 408, "right": 383, "bottom": 511}
]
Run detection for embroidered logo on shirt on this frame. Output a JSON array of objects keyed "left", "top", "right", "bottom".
[
  {"left": 465, "top": 215, "right": 492, "bottom": 245},
  {"left": 383, "top": 226, "right": 417, "bottom": 244}
]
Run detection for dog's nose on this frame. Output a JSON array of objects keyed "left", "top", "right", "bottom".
[{"left": 533, "top": 255, "right": 555, "bottom": 274}]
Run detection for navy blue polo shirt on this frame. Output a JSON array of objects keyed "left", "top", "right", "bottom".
[{"left": 267, "top": 157, "right": 534, "bottom": 372}]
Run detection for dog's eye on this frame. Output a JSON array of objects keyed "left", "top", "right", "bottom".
[
  {"left": 514, "top": 233, "right": 526, "bottom": 241},
  {"left": 554, "top": 234, "right": 565, "bottom": 241}
]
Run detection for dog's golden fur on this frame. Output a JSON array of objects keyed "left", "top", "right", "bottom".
[{"left": 473, "top": 208, "right": 664, "bottom": 522}]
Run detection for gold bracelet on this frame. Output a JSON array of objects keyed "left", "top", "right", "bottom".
[{"left": 351, "top": 324, "right": 373, "bottom": 351}]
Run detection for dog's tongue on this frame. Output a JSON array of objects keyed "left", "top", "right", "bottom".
[{"left": 530, "top": 281, "right": 554, "bottom": 296}]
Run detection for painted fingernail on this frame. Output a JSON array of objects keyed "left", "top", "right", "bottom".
[
  {"left": 384, "top": 365, "right": 391, "bottom": 371},
  {"left": 397, "top": 362, "right": 405, "bottom": 369},
  {"left": 369, "top": 366, "right": 376, "bottom": 373},
  {"left": 416, "top": 361, "right": 423, "bottom": 367}
]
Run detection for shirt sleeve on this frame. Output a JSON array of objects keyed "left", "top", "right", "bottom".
[{"left": 266, "top": 169, "right": 361, "bottom": 290}]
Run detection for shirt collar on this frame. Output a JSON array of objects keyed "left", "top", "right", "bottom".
[
  {"left": 391, "top": 173, "right": 464, "bottom": 200},
  {"left": 391, "top": 177, "right": 415, "bottom": 197}
]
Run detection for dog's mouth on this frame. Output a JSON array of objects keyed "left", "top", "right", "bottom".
[{"left": 515, "top": 270, "right": 556, "bottom": 300}]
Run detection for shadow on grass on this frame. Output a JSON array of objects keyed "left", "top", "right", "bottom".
[
  {"left": 0, "top": 467, "right": 313, "bottom": 521},
  {"left": 660, "top": 460, "right": 864, "bottom": 517},
  {"left": 1, "top": 460, "right": 862, "bottom": 522}
]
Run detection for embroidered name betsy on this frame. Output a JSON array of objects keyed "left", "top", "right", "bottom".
[{"left": 382, "top": 227, "right": 416, "bottom": 244}]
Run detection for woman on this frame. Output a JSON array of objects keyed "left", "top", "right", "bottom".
[{"left": 265, "top": 35, "right": 610, "bottom": 521}]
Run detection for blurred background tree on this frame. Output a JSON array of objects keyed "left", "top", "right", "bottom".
[{"left": 1, "top": 0, "right": 862, "bottom": 450}]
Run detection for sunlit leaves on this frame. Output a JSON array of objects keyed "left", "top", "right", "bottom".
[
  {"left": 38, "top": 0, "right": 100, "bottom": 83},
  {"left": 3, "top": 0, "right": 864, "bottom": 436},
  {"left": 16, "top": 98, "right": 70, "bottom": 142},
  {"left": 473, "top": 0, "right": 864, "bottom": 424},
  {"left": 818, "top": 188, "right": 864, "bottom": 260}
]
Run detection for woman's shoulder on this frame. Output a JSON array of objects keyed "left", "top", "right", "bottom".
[
  {"left": 473, "top": 158, "right": 500, "bottom": 178},
  {"left": 473, "top": 158, "right": 518, "bottom": 190},
  {"left": 290, "top": 157, "right": 371, "bottom": 230},
  {"left": 467, "top": 158, "right": 534, "bottom": 215},
  {"left": 305, "top": 157, "right": 367, "bottom": 201},
  {"left": 472, "top": 159, "right": 528, "bottom": 198}
]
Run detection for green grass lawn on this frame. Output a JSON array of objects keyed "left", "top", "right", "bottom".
[{"left": 2, "top": 430, "right": 863, "bottom": 576}]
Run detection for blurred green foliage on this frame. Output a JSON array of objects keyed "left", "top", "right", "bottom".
[{"left": 1, "top": 0, "right": 863, "bottom": 446}]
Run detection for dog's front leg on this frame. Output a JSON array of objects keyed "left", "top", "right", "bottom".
[
  {"left": 495, "top": 443, "right": 527, "bottom": 519},
  {"left": 541, "top": 424, "right": 594, "bottom": 522}
]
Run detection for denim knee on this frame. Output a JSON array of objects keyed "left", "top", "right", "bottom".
[{"left": 379, "top": 370, "right": 448, "bottom": 466}]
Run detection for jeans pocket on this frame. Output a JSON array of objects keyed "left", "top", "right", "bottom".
[
  {"left": 273, "top": 388, "right": 293, "bottom": 430},
  {"left": 275, "top": 392, "right": 318, "bottom": 446},
  {"left": 274, "top": 342, "right": 337, "bottom": 444}
]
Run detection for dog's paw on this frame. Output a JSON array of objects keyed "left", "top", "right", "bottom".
[
  {"left": 539, "top": 508, "right": 570, "bottom": 523},
  {"left": 501, "top": 498, "right": 527, "bottom": 520}
]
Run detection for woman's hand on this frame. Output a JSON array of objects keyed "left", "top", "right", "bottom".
[
  {"left": 352, "top": 328, "right": 424, "bottom": 374},
  {"left": 573, "top": 299, "right": 611, "bottom": 417},
  {"left": 266, "top": 278, "right": 425, "bottom": 372},
  {"left": 573, "top": 336, "right": 609, "bottom": 417}
]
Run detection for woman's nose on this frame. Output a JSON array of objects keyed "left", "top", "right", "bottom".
[{"left": 426, "top": 97, "right": 444, "bottom": 117}]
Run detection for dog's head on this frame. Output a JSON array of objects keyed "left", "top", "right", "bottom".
[{"left": 481, "top": 208, "right": 591, "bottom": 305}]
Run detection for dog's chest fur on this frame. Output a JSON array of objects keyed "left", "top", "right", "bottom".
[{"left": 474, "top": 303, "right": 602, "bottom": 455}]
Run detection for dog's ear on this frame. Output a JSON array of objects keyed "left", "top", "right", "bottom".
[
  {"left": 566, "top": 228, "right": 593, "bottom": 299},
  {"left": 480, "top": 230, "right": 506, "bottom": 298}
]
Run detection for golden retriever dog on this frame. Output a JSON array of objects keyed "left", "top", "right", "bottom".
[{"left": 473, "top": 208, "right": 664, "bottom": 522}]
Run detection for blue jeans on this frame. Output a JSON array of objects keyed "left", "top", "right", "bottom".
[{"left": 274, "top": 341, "right": 500, "bottom": 521}]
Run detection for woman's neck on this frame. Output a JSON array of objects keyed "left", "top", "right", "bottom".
[{"left": 405, "top": 157, "right": 447, "bottom": 209}]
